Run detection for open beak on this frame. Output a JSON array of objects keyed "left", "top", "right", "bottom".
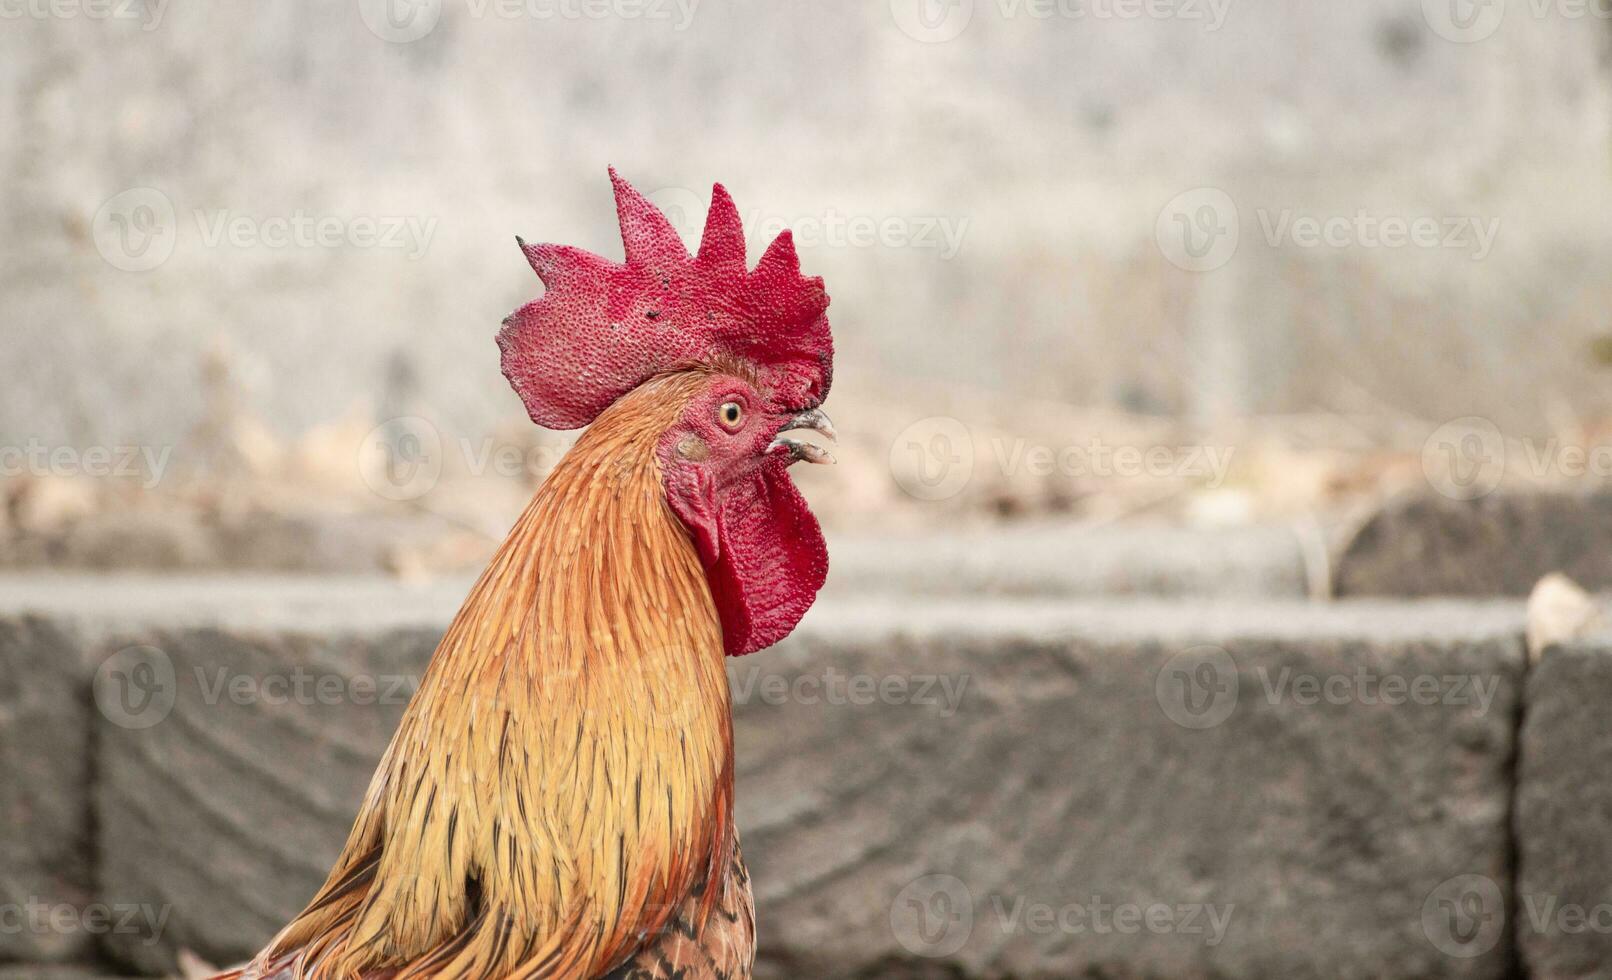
[{"left": 770, "top": 408, "right": 837, "bottom": 465}]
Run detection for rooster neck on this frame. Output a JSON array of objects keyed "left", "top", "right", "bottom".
[{"left": 265, "top": 374, "right": 736, "bottom": 979}]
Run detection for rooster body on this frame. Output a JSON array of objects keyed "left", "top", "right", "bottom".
[{"left": 231, "top": 173, "right": 834, "bottom": 979}]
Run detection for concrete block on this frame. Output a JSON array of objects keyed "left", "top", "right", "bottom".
[
  {"left": 826, "top": 522, "right": 1313, "bottom": 599},
  {"left": 1335, "top": 492, "right": 1612, "bottom": 597},
  {"left": 91, "top": 622, "right": 442, "bottom": 974},
  {"left": 1516, "top": 634, "right": 1612, "bottom": 980},
  {"left": 0, "top": 579, "right": 1529, "bottom": 978},
  {"left": 743, "top": 599, "right": 1525, "bottom": 979},
  {"left": 0, "top": 615, "right": 93, "bottom": 964}
]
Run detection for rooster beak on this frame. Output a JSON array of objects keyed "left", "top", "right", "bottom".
[{"left": 770, "top": 408, "right": 837, "bottom": 465}]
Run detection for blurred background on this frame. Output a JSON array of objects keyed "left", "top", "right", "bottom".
[
  {"left": 8, "top": 1, "right": 1612, "bottom": 978},
  {"left": 6, "top": 0, "right": 1612, "bottom": 563}
]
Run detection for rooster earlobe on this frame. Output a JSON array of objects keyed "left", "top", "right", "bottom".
[
  {"left": 697, "top": 183, "right": 746, "bottom": 268},
  {"left": 609, "top": 167, "right": 689, "bottom": 268}
]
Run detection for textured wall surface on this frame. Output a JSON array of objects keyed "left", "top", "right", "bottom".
[
  {"left": 1517, "top": 634, "right": 1612, "bottom": 980},
  {"left": 4, "top": 0, "right": 1612, "bottom": 460},
  {"left": 0, "top": 576, "right": 1555, "bottom": 978}
]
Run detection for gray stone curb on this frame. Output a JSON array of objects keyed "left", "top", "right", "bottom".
[{"left": 0, "top": 577, "right": 1562, "bottom": 978}]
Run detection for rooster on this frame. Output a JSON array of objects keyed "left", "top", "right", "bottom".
[{"left": 228, "top": 170, "right": 835, "bottom": 979}]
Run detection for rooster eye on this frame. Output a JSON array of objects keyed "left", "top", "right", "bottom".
[{"left": 718, "top": 401, "right": 744, "bottom": 431}]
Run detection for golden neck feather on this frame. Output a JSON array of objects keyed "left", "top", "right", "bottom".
[{"left": 262, "top": 372, "right": 734, "bottom": 979}]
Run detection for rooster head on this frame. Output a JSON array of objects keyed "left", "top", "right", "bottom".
[{"left": 498, "top": 169, "right": 835, "bottom": 656}]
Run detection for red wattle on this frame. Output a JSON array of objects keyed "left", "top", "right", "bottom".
[{"left": 703, "top": 463, "right": 828, "bottom": 657}]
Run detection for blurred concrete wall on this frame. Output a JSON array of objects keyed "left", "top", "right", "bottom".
[{"left": 4, "top": 0, "right": 1612, "bottom": 452}]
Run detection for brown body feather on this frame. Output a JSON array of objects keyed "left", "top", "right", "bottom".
[{"left": 236, "top": 372, "right": 752, "bottom": 979}]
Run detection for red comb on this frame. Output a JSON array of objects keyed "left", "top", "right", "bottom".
[{"left": 498, "top": 169, "right": 833, "bottom": 429}]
